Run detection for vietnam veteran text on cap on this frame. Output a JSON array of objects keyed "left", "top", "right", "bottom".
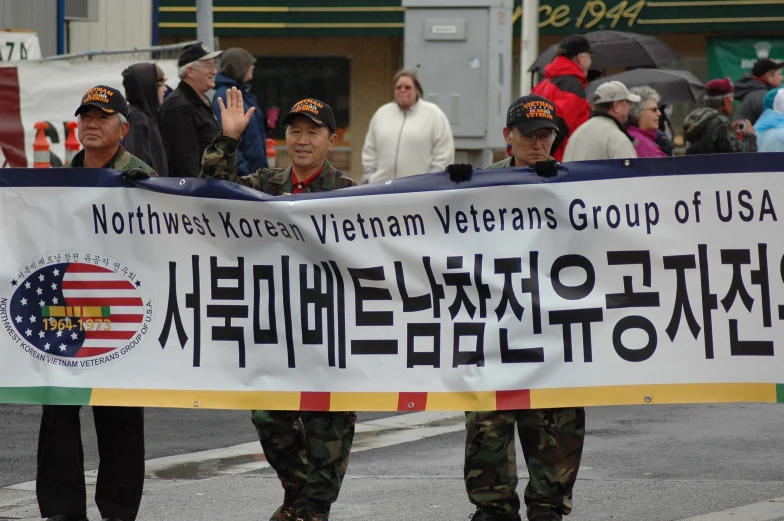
[{"left": 74, "top": 85, "right": 129, "bottom": 119}]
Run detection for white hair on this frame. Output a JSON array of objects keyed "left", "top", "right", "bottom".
[{"left": 178, "top": 60, "right": 201, "bottom": 79}]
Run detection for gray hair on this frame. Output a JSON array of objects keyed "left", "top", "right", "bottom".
[
  {"left": 702, "top": 93, "right": 730, "bottom": 109},
  {"left": 177, "top": 60, "right": 201, "bottom": 79},
  {"left": 628, "top": 86, "right": 661, "bottom": 126}
]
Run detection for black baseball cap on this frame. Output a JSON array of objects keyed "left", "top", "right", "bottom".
[
  {"left": 752, "top": 58, "right": 784, "bottom": 78},
  {"left": 281, "top": 98, "right": 337, "bottom": 133},
  {"left": 558, "top": 35, "right": 591, "bottom": 59},
  {"left": 506, "top": 95, "right": 558, "bottom": 135},
  {"left": 74, "top": 85, "right": 129, "bottom": 119},
  {"left": 177, "top": 42, "right": 223, "bottom": 68}
]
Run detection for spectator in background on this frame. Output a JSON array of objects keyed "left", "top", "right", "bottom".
[
  {"left": 212, "top": 47, "right": 268, "bottom": 175},
  {"left": 733, "top": 58, "right": 784, "bottom": 125},
  {"left": 684, "top": 78, "right": 757, "bottom": 155},
  {"left": 361, "top": 69, "right": 454, "bottom": 184},
  {"left": 531, "top": 35, "right": 592, "bottom": 161},
  {"left": 122, "top": 62, "right": 169, "bottom": 176},
  {"left": 159, "top": 42, "right": 222, "bottom": 178},
  {"left": 563, "top": 81, "right": 639, "bottom": 161},
  {"left": 753, "top": 87, "right": 784, "bottom": 152},
  {"left": 626, "top": 86, "right": 673, "bottom": 158}
]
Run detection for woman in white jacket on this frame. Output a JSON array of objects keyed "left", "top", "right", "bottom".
[{"left": 361, "top": 69, "right": 455, "bottom": 184}]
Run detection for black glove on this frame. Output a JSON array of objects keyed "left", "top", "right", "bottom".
[
  {"left": 533, "top": 159, "right": 559, "bottom": 178},
  {"left": 121, "top": 167, "right": 151, "bottom": 181},
  {"left": 446, "top": 163, "right": 473, "bottom": 183}
]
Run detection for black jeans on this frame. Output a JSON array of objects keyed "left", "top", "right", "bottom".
[{"left": 36, "top": 405, "right": 145, "bottom": 521}]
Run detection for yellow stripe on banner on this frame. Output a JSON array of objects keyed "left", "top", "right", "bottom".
[
  {"left": 427, "top": 391, "right": 496, "bottom": 411},
  {"left": 531, "top": 383, "right": 777, "bottom": 408},
  {"left": 330, "top": 392, "right": 398, "bottom": 411},
  {"left": 90, "top": 389, "right": 301, "bottom": 410}
]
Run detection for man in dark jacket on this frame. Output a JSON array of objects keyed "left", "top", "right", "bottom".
[
  {"left": 122, "top": 62, "right": 168, "bottom": 176},
  {"left": 531, "top": 35, "right": 592, "bottom": 162},
  {"left": 159, "top": 42, "right": 222, "bottom": 178},
  {"left": 733, "top": 58, "right": 784, "bottom": 124},
  {"left": 212, "top": 47, "right": 268, "bottom": 175},
  {"left": 684, "top": 78, "right": 757, "bottom": 155},
  {"left": 38, "top": 86, "right": 153, "bottom": 521}
]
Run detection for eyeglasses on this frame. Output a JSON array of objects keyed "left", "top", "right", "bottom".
[
  {"left": 513, "top": 128, "right": 557, "bottom": 144},
  {"left": 642, "top": 107, "right": 662, "bottom": 114}
]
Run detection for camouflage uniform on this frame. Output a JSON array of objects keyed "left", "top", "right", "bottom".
[
  {"left": 201, "top": 132, "right": 356, "bottom": 519},
  {"left": 200, "top": 133, "right": 354, "bottom": 193},
  {"left": 463, "top": 156, "right": 585, "bottom": 521},
  {"left": 67, "top": 145, "right": 157, "bottom": 175},
  {"left": 684, "top": 107, "right": 758, "bottom": 155}
]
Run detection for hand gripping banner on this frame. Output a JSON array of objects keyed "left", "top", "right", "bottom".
[{"left": 1, "top": 154, "right": 784, "bottom": 411}]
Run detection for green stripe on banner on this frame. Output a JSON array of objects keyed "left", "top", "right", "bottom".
[
  {"left": 776, "top": 384, "right": 784, "bottom": 403},
  {"left": 0, "top": 387, "right": 92, "bottom": 405}
]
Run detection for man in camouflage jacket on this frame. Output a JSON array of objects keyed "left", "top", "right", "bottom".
[
  {"left": 460, "top": 95, "right": 585, "bottom": 521},
  {"left": 684, "top": 77, "right": 757, "bottom": 155},
  {"left": 200, "top": 89, "right": 355, "bottom": 521}
]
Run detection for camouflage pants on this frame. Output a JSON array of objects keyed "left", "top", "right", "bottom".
[
  {"left": 464, "top": 408, "right": 585, "bottom": 520},
  {"left": 251, "top": 410, "right": 357, "bottom": 514}
]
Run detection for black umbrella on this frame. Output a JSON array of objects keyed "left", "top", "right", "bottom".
[
  {"left": 529, "top": 31, "right": 678, "bottom": 73},
  {"left": 586, "top": 69, "right": 704, "bottom": 104}
]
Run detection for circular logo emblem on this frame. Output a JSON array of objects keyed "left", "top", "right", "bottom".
[{"left": 0, "top": 252, "right": 154, "bottom": 367}]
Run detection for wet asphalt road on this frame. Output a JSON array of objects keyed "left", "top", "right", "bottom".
[{"left": 0, "top": 405, "right": 397, "bottom": 487}]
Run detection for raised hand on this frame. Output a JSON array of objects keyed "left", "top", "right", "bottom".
[{"left": 218, "top": 86, "right": 255, "bottom": 140}]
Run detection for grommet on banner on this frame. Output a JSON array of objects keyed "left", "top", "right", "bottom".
[
  {"left": 644, "top": 395, "right": 652, "bottom": 403},
  {"left": 33, "top": 121, "right": 51, "bottom": 168},
  {"left": 266, "top": 138, "right": 277, "bottom": 168},
  {"left": 64, "top": 121, "right": 81, "bottom": 164},
  {"left": 624, "top": 159, "right": 631, "bottom": 167}
]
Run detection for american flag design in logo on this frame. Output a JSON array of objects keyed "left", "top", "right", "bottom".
[{"left": 9, "top": 262, "right": 145, "bottom": 358}]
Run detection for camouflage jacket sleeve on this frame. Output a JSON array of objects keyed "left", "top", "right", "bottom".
[
  {"left": 199, "top": 133, "right": 269, "bottom": 190},
  {"left": 713, "top": 117, "right": 757, "bottom": 153}
]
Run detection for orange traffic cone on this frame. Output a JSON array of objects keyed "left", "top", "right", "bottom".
[
  {"left": 266, "top": 138, "right": 277, "bottom": 168},
  {"left": 65, "top": 121, "right": 81, "bottom": 163},
  {"left": 33, "top": 121, "right": 51, "bottom": 168}
]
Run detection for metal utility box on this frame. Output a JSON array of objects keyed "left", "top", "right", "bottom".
[{"left": 403, "top": 0, "right": 512, "bottom": 166}]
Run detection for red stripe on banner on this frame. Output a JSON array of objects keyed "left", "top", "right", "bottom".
[
  {"left": 108, "top": 314, "right": 144, "bottom": 323},
  {"left": 397, "top": 392, "right": 427, "bottom": 411},
  {"left": 0, "top": 67, "right": 27, "bottom": 167},
  {"left": 66, "top": 297, "right": 143, "bottom": 306},
  {"left": 300, "top": 392, "right": 331, "bottom": 411},
  {"left": 85, "top": 330, "right": 135, "bottom": 340},
  {"left": 62, "top": 280, "right": 135, "bottom": 290},
  {"left": 75, "top": 347, "right": 116, "bottom": 358},
  {"left": 66, "top": 264, "right": 113, "bottom": 273},
  {"left": 496, "top": 390, "right": 531, "bottom": 410}
]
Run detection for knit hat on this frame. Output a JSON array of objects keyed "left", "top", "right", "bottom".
[
  {"left": 705, "top": 77, "right": 733, "bottom": 96},
  {"left": 557, "top": 35, "right": 591, "bottom": 59}
]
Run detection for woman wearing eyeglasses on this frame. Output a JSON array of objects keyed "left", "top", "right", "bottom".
[{"left": 626, "top": 86, "right": 674, "bottom": 158}]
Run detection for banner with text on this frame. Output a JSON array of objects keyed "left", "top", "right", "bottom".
[{"left": 1, "top": 156, "right": 783, "bottom": 411}]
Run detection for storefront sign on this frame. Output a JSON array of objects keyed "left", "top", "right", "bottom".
[
  {"left": 0, "top": 31, "right": 41, "bottom": 61},
  {"left": 707, "top": 37, "right": 784, "bottom": 82}
]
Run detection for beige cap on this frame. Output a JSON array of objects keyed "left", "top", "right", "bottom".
[{"left": 593, "top": 81, "right": 642, "bottom": 104}]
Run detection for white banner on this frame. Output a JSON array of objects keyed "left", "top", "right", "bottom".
[
  {"left": 0, "top": 31, "right": 41, "bottom": 61},
  {"left": 0, "top": 157, "right": 783, "bottom": 410},
  {"left": 0, "top": 59, "right": 179, "bottom": 168}
]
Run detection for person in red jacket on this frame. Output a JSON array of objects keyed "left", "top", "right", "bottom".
[{"left": 531, "top": 35, "right": 592, "bottom": 161}]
